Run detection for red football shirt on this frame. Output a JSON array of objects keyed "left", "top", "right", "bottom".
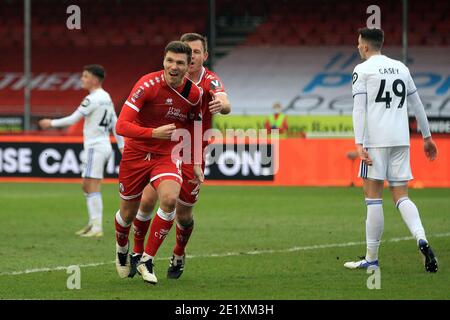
[
  {"left": 186, "top": 67, "right": 226, "bottom": 151},
  {"left": 116, "top": 70, "right": 202, "bottom": 155},
  {"left": 196, "top": 67, "right": 226, "bottom": 134}
]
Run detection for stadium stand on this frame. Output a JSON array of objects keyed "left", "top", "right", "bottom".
[
  {"left": 0, "top": 0, "right": 208, "bottom": 123},
  {"left": 236, "top": 0, "right": 450, "bottom": 47},
  {"left": 0, "top": 0, "right": 448, "bottom": 127}
]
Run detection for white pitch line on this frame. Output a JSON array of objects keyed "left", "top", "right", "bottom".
[{"left": 1, "top": 232, "right": 449, "bottom": 277}]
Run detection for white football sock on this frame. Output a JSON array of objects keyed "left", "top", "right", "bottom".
[
  {"left": 365, "top": 199, "right": 384, "bottom": 262},
  {"left": 396, "top": 197, "right": 427, "bottom": 243},
  {"left": 136, "top": 209, "right": 152, "bottom": 222},
  {"left": 156, "top": 207, "right": 176, "bottom": 221},
  {"left": 86, "top": 192, "right": 103, "bottom": 231}
]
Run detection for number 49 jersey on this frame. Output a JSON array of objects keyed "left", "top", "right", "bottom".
[
  {"left": 77, "top": 88, "right": 117, "bottom": 148},
  {"left": 352, "top": 54, "right": 417, "bottom": 148}
]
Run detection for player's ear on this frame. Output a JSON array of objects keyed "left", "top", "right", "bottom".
[{"left": 204, "top": 51, "right": 209, "bottom": 62}]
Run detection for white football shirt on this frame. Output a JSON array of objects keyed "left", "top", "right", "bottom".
[
  {"left": 352, "top": 54, "right": 417, "bottom": 147},
  {"left": 77, "top": 88, "right": 119, "bottom": 148}
]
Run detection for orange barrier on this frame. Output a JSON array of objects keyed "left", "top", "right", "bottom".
[
  {"left": 1, "top": 136, "right": 448, "bottom": 187},
  {"left": 208, "top": 137, "right": 450, "bottom": 187},
  {"left": 271, "top": 137, "right": 449, "bottom": 188}
]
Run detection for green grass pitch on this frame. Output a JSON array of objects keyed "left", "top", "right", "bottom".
[{"left": 0, "top": 183, "right": 449, "bottom": 300}]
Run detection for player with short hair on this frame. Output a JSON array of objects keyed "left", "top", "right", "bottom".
[
  {"left": 39, "top": 64, "right": 124, "bottom": 237},
  {"left": 128, "top": 33, "right": 231, "bottom": 280},
  {"left": 114, "top": 41, "right": 204, "bottom": 284},
  {"left": 344, "top": 28, "right": 438, "bottom": 272}
]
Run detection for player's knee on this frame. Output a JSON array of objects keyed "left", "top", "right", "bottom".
[
  {"left": 140, "top": 196, "right": 156, "bottom": 213},
  {"left": 141, "top": 192, "right": 157, "bottom": 213},
  {"left": 159, "top": 193, "right": 178, "bottom": 211}
]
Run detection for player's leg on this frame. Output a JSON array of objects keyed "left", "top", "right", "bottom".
[
  {"left": 390, "top": 185, "right": 427, "bottom": 242},
  {"left": 128, "top": 184, "right": 158, "bottom": 278},
  {"left": 115, "top": 147, "right": 152, "bottom": 278},
  {"left": 133, "top": 184, "right": 157, "bottom": 255},
  {"left": 78, "top": 178, "right": 103, "bottom": 236},
  {"left": 77, "top": 146, "right": 111, "bottom": 237},
  {"left": 345, "top": 148, "right": 385, "bottom": 270},
  {"left": 137, "top": 157, "right": 183, "bottom": 284},
  {"left": 388, "top": 147, "right": 438, "bottom": 272},
  {"left": 167, "top": 162, "right": 200, "bottom": 279},
  {"left": 138, "top": 179, "right": 181, "bottom": 284},
  {"left": 167, "top": 202, "right": 194, "bottom": 279},
  {"left": 363, "top": 178, "right": 384, "bottom": 263},
  {"left": 115, "top": 198, "right": 140, "bottom": 278}
]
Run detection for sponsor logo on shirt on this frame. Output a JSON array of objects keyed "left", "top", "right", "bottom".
[{"left": 165, "top": 107, "right": 187, "bottom": 122}]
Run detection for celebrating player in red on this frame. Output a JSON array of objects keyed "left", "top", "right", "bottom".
[
  {"left": 129, "top": 33, "right": 231, "bottom": 280},
  {"left": 114, "top": 41, "right": 203, "bottom": 284}
]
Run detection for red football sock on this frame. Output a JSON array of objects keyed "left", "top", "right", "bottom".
[
  {"left": 144, "top": 208, "right": 175, "bottom": 257},
  {"left": 115, "top": 211, "right": 131, "bottom": 248},
  {"left": 174, "top": 221, "right": 194, "bottom": 256},
  {"left": 132, "top": 212, "right": 151, "bottom": 254}
]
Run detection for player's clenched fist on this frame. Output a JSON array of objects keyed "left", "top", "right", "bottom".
[
  {"left": 152, "top": 123, "right": 176, "bottom": 139},
  {"left": 39, "top": 119, "right": 52, "bottom": 129}
]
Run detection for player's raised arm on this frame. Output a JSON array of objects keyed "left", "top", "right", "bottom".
[
  {"left": 209, "top": 91, "right": 231, "bottom": 115},
  {"left": 39, "top": 109, "right": 84, "bottom": 129},
  {"left": 207, "top": 74, "right": 231, "bottom": 114},
  {"left": 39, "top": 96, "right": 92, "bottom": 129}
]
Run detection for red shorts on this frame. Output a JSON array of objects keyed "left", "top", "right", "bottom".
[
  {"left": 177, "top": 162, "right": 205, "bottom": 207},
  {"left": 119, "top": 147, "right": 182, "bottom": 201}
]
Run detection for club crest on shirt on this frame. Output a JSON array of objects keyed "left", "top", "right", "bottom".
[{"left": 165, "top": 98, "right": 173, "bottom": 105}]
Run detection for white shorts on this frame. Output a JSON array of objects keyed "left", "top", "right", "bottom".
[
  {"left": 81, "top": 144, "right": 112, "bottom": 179},
  {"left": 359, "top": 146, "right": 413, "bottom": 185}
]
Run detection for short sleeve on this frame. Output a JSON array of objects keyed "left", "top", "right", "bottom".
[
  {"left": 77, "top": 96, "right": 95, "bottom": 116},
  {"left": 352, "top": 65, "right": 366, "bottom": 98}
]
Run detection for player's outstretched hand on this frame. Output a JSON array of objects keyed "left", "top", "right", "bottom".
[
  {"left": 424, "top": 137, "right": 438, "bottom": 161},
  {"left": 356, "top": 144, "right": 372, "bottom": 166},
  {"left": 208, "top": 91, "right": 222, "bottom": 114},
  {"left": 39, "top": 119, "right": 52, "bottom": 129},
  {"left": 152, "top": 123, "right": 176, "bottom": 140},
  {"left": 189, "top": 164, "right": 204, "bottom": 184}
]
